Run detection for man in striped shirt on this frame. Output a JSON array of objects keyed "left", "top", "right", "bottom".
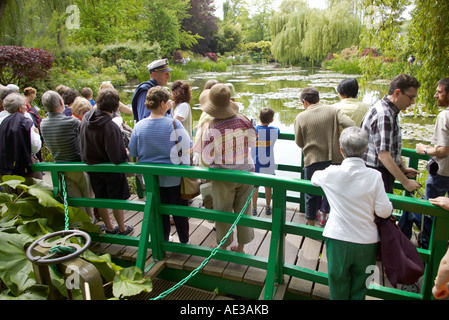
[
  {"left": 40, "top": 90, "right": 95, "bottom": 222},
  {"left": 361, "top": 74, "right": 421, "bottom": 194}
]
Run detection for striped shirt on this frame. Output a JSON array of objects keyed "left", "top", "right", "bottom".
[
  {"left": 40, "top": 112, "right": 81, "bottom": 162},
  {"left": 129, "top": 117, "right": 192, "bottom": 187},
  {"left": 362, "top": 97, "right": 402, "bottom": 168}
]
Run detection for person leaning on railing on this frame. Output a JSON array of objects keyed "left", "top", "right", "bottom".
[
  {"left": 128, "top": 86, "right": 191, "bottom": 244},
  {"left": 311, "top": 126, "right": 393, "bottom": 300},
  {"left": 79, "top": 87, "right": 133, "bottom": 236},
  {"left": 193, "top": 83, "right": 256, "bottom": 254},
  {"left": 294, "top": 87, "right": 355, "bottom": 227},
  {"left": 361, "top": 74, "right": 421, "bottom": 194}
]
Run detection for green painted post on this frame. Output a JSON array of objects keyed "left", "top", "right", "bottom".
[
  {"left": 264, "top": 187, "right": 286, "bottom": 300},
  {"left": 136, "top": 191, "right": 154, "bottom": 272},
  {"left": 146, "top": 174, "right": 165, "bottom": 261}
]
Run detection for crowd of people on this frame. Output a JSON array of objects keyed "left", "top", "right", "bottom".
[{"left": 1, "top": 58, "right": 449, "bottom": 299}]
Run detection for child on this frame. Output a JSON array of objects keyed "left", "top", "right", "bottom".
[
  {"left": 251, "top": 107, "right": 280, "bottom": 215},
  {"left": 81, "top": 87, "right": 96, "bottom": 107}
]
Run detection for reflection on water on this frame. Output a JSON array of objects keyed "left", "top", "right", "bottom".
[{"left": 119, "top": 64, "right": 435, "bottom": 166}]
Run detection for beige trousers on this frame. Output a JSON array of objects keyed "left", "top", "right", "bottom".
[
  {"left": 64, "top": 171, "right": 95, "bottom": 222},
  {"left": 212, "top": 181, "right": 255, "bottom": 247}
]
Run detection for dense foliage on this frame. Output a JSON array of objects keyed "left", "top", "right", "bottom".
[
  {"left": 0, "top": 46, "right": 54, "bottom": 87},
  {"left": 360, "top": 0, "right": 449, "bottom": 113},
  {"left": 0, "top": 175, "right": 152, "bottom": 300}
]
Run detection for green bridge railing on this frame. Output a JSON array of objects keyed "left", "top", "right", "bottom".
[{"left": 32, "top": 133, "right": 449, "bottom": 300}]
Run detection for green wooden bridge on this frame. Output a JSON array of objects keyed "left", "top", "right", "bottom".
[{"left": 32, "top": 133, "right": 449, "bottom": 300}]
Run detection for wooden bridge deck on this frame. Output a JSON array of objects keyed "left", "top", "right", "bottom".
[{"left": 88, "top": 193, "right": 406, "bottom": 300}]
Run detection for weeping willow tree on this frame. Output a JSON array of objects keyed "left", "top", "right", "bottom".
[
  {"left": 0, "top": 0, "right": 71, "bottom": 51},
  {"left": 270, "top": 0, "right": 362, "bottom": 66}
]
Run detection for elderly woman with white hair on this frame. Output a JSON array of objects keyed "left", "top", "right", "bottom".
[
  {"left": 0, "top": 93, "right": 42, "bottom": 178},
  {"left": 311, "top": 126, "right": 393, "bottom": 300}
]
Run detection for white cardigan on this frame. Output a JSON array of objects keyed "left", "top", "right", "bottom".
[{"left": 312, "top": 157, "right": 393, "bottom": 244}]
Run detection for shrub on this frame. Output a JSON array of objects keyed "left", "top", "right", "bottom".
[{"left": 0, "top": 46, "right": 54, "bottom": 87}]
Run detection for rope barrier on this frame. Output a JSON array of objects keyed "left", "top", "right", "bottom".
[
  {"left": 60, "top": 172, "right": 70, "bottom": 231},
  {"left": 150, "top": 187, "right": 256, "bottom": 300}
]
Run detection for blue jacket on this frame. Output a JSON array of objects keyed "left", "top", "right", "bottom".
[{"left": 131, "top": 79, "right": 158, "bottom": 122}]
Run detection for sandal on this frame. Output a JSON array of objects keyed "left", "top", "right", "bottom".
[
  {"left": 118, "top": 225, "right": 134, "bottom": 236},
  {"left": 100, "top": 225, "right": 119, "bottom": 234}
]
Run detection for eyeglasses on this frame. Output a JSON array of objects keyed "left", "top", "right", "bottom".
[{"left": 402, "top": 91, "right": 416, "bottom": 101}]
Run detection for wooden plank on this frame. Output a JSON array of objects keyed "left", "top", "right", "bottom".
[
  {"left": 222, "top": 227, "right": 268, "bottom": 282},
  {"left": 243, "top": 207, "right": 297, "bottom": 287},
  {"left": 165, "top": 218, "right": 206, "bottom": 269},
  {"left": 283, "top": 208, "right": 305, "bottom": 289},
  {"left": 311, "top": 242, "right": 329, "bottom": 299},
  {"left": 116, "top": 210, "right": 144, "bottom": 261},
  {"left": 243, "top": 231, "right": 271, "bottom": 286},
  {"left": 184, "top": 221, "right": 217, "bottom": 272},
  {"left": 288, "top": 237, "right": 322, "bottom": 296}
]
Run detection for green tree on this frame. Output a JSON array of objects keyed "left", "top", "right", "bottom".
[
  {"left": 270, "top": 0, "right": 361, "bottom": 65},
  {"left": 243, "top": 0, "right": 273, "bottom": 43},
  {"left": 216, "top": 21, "right": 243, "bottom": 54},
  {"left": 68, "top": 0, "right": 126, "bottom": 44},
  {"left": 143, "top": 0, "right": 201, "bottom": 57},
  {"left": 408, "top": 1, "right": 449, "bottom": 113},
  {"left": 359, "top": 0, "right": 408, "bottom": 77},
  {"left": 0, "top": 0, "right": 71, "bottom": 51}
]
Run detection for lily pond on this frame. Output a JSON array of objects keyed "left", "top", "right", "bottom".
[{"left": 118, "top": 64, "right": 436, "bottom": 168}]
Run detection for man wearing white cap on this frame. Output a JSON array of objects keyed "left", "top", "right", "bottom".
[{"left": 131, "top": 58, "right": 173, "bottom": 122}]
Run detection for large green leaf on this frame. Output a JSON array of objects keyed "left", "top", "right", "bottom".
[
  {"left": 27, "top": 181, "right": 61, "bottom": 207},
  {"left": 0, "top": 285, "right": 49, "bottom": 300},
  {"left": 17, "top": 218, "right": 51, "bottom": 238},
  {"left": 81, "top": 251, "right": 122, "bottom": 283},
  {"left": 0, "top": 175, "right": 26, "bottom": 190},
  {"left": 5, "top": 198, "right": 40, "bottom": 217},
  {"left": 112, "top": 266, "right": 152, "bottom": 299},
  {"left": 0, "top": 232, "right": 36, "bottom": 296}
]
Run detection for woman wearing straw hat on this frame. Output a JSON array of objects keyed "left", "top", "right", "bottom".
[{"left": 194, "top": 83, "right": 256, "bottom": 253}]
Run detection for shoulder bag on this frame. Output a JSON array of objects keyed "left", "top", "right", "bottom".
[
  {"left": 375, "top": 215, "right": 424, "bottom": 287},
  {"left": 173, "top": 120, "right": 201, "bottom": 200}
]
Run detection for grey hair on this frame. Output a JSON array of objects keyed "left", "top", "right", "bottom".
[
  {"left": 42, "top": 90, "right": 63, "bottom": 112},
  {"left": 3, "top": 93, "right": 25, "bottom": 113},
  {"left": 339, "top": 126, "right": 369, "bottom": 158}
]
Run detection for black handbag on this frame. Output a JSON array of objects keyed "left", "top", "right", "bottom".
[{"left": 427, "top": 158, "right": 438, "bottom": 175}]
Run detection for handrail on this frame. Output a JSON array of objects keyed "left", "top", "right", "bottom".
[{"left": 31, "top": 136, "right": 449, "bottom": 300}]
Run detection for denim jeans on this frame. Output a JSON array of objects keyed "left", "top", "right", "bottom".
[
  {"left": 398, "top": 172, "right": 449, "bottom": 248},
  {"left": 304, "top": 161, "right": 331, "bottom": 220}
]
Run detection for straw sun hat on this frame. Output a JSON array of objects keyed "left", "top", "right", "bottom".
[{"left": 200, "top": 83, "right": 239, "bottom": 119}]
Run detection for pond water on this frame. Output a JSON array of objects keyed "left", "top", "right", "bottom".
[{"left": 119, "top": 64, "right": 435, "bottom": 169}]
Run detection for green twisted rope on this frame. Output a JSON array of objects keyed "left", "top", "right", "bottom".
[
  {"left": 151, "top": 187, "right": 256, "bottom": 300},
  {"left": 61, "top": 172, "right": 70, "bottom": 231}
]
